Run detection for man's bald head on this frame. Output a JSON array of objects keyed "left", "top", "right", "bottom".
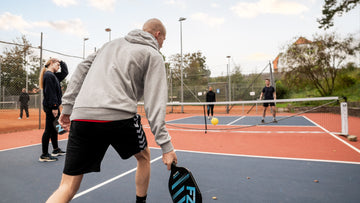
[
  {"left": 143, "top": 18, "right": 166, "bottom": 35},
  {"left": 143, "top": 18, "right": 166, "bottom": 49}
]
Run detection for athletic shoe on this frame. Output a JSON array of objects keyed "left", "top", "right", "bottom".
[
  {"left": 51, "top": 148, "right": 66, "bottom": 157},
  {"left": 261, "top": 119, "right": 265, "bottom": 123},
  {"left": 39, "top": 153, "right": 58, "bottom": 162},
  {"left": 273, "top": 119, "right": 278, "bottom": 123},
  {"left": 18, "top": 117, "right": 22, "bottom": 119},
  {"left": 26, "top": 117, "right": 29, "bottom": 119}
]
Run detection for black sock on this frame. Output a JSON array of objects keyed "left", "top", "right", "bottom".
[{"left": 136, "top": 195, "right": 147, "bottom": 203}]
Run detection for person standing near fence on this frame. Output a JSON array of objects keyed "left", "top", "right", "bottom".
[
  {"left": 206, "top": 86, "right": 216, "bottom": 119},
  {"left": 259, "top": 79, "right": 277, "bottom": 123},
  {"left": 39, "top": 58, "right": 68, "bottom": 162},
  {"left": 18, "top": 88, "right": 29, "bottom": 119}
]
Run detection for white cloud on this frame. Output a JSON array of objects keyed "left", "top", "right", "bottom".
[
  {"left": 0, "top": 12, "right": 31, "bottom": 32},
  {"left": 52, "top": 0, "right": 77, "bottom": 7},
  {"left": 131, "top": 22, "right": 143, "bottom": 30},
  {"left": 211, "top": 3, "right": 219, "bottom": 8},
  {"left": 246, "top": 52, "right": 273, "bottom": 61},
  {"left": 191, "top": 13, "right": 225, "bottom": 27},
  {"left": 88, "top": 0, "right": 116, "bottom": 11},
  {"left": 33, "top": 19, "right": 88, "bottom": 37},
  {"left": 164, "top": 0, "right": 186, "bottom": 9},
  {"left": 0, "top": 12, "right": 87, "bottom": 37},
  {"left": 231, "top": 0, "right": 309, "bottom": 18}
]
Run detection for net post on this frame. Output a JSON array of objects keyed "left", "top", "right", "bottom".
[
  {"left": 203, "top": 104, "right": 207, "bottom": 134},
  {"left": 340, "top": 101, "right": 348, "bottom": 137}
]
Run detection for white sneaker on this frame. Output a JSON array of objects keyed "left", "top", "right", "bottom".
[{"left": 18, "top": 117, "right": 22, "bottom": 119}]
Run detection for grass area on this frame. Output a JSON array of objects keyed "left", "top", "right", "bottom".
[{"left": 333, "top": 83, "right": 360, "bottom": 102}]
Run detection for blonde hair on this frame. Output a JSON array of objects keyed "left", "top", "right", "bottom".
[{"left": 39, "top": 58, "right": 56, "bottom": 89}]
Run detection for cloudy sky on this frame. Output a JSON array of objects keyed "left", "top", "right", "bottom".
[{"left": 0, "top": 0, "right": 359, "bottom": 77}]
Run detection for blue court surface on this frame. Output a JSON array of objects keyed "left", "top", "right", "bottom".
[
  {"left": 1, "top": 140, "right": 360, "bottom": 203},
  {"left": 167, "top": 116, "right": 316, "bottom": 126}
]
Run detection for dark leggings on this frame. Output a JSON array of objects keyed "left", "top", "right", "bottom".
[
  {"left": 207, "top": 105, "right": 214, "bottom": 116},
  {"left": 41, "top": 106, "right": 60, "bottom": 155},
  {"left": 19, "top": 104, "right": 29, "bottom": 118}
]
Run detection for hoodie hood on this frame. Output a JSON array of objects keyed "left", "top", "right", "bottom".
[{"left": 125, "top": 29, "right": 159, "bottom": 51}]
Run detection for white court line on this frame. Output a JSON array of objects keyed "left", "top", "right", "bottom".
[
  {"left": 143, "top": 126, "right": 328, "bottom": 134},
  {"left": 303, "top": 116, "right": 360, "bottom": 154},
  {"left": 227, "top": 116, "right": 245, "bottom": 125},
  {"left": 0, "top": 139, "right": 68, "bottom": 152},
  {"left": 73, "top": 155, "right": 163, "bottom": 199},
  {"left": 149, "top": 147, "right": 360, "bottom": 165},
  {"left": 166, "top": 115, "right": 199, "bottom": 123}
]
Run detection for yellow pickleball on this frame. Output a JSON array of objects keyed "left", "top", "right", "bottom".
[{"left": 211, "top": 117, "right": 219, "bottom": 125}]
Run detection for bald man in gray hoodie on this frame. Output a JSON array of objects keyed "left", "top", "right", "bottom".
[{"left": 47, "top": 18, "right": 177, "bottom": 203}]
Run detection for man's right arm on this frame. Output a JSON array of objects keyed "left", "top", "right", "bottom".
[{"left": 61, "top": 51, "right": 98, "bottom": 115}]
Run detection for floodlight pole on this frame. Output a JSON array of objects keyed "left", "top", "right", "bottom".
[
  {"left": 83, "top": 38, "right": 89, "bottom": 59},
  {"left": 179, "top": 17, "right": 186, "bottom": 113},
  {"left": 105, "top": 28, "right": 111, "bottom": 42}
]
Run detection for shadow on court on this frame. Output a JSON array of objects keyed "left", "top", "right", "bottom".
[{"left": 1, "top": 140, "right": 360, "bottom": 203}]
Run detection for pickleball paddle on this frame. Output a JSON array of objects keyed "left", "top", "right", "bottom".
[
  {"left": 53, "top": 117, "right": 67, "bottom": 135},
  {"left": 168, "top": 163, "right": 202, "bottom": 203}
]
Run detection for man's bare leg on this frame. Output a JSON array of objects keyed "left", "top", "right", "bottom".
[
  {"left": 134, "top": 147, "right": 151, "bottom": 197},
  {"left": 272, "top": 106, "right": 276, "bottom": 118},
  {"left": 262, "top": 107, "right": 267, "bottom": 122},
  {"left": 46, "top": 174, "right": 83, "bottom": 203}
]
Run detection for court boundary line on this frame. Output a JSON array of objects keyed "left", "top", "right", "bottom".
[
  {"left": 167, "top": 148, "right": 360, "bottom": 165},
  {"left": 227, "top": 116, "right": 245, "bottom": 125},
  {"left": 0, "top": 138, "right": 68, "bottom": 152},
  {"left": 165, "top": 115, "right": 198, "bottom": 123},
  {"left": 73, "top": 155, "right": 163, "bottom": 200},
  {"left": 144, "top": 126, "right": 330, "bottom": 134},
  {"left": 303, "top": 116, "right": 360, "bottom": 154},
  {"left": 166, "top": 115, "right": 317, "bottom": 127}
]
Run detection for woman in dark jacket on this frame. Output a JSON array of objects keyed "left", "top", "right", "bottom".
[{"left": 39, "top": 58, "right": 68, "bottom": 162}]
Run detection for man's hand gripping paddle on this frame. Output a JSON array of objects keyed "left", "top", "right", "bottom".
[{"left": 168, "top": 163, "right": 202, "bottom": 203}]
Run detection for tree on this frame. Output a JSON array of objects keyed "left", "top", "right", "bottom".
[
  {"left": 318, "top": 0, "right": 360, "bottom": 29},
  {"left": 168, "top": 51, "right": 210, "bottom": 101},
  {"left": 282, "top": 33, "right": 360, "bottom": 96},
  {"left": 169, "top": 51, "right": 209, "bottom": 87},
  {"left": 0, "top": 36, "right": 41, "bottom": 95}
]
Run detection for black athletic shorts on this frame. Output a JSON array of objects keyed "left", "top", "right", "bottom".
[
  {"left": 63, "top": 114, "right": 147, "bottom": 176},
  {"left": 263, "top": 102, "right": 275, "bottom": 107}
]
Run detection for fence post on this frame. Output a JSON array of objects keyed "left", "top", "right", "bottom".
[{"left": 39, "top": 32, "right": 43, "bottom": 129}]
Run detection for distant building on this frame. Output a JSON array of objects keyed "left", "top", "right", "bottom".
[{"left": 273, "top": 37, "right": 312, "bottom": 73}]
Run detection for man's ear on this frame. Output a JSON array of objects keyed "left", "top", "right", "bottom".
[{"left": 154, "top": 31, "right": 161, "bottom": 38}]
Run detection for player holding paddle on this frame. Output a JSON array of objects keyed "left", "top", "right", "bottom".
[{"left": 46, "top": 18, "right": 177, "bottom": 203}]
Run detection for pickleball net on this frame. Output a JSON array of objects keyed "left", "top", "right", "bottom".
[{"left": 138, "top": 96, "right": 349, "bottom": 134}]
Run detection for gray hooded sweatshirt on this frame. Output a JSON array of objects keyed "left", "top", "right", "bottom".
[{"left": 61, "top": 29, "right": 173, "bottom": 153}]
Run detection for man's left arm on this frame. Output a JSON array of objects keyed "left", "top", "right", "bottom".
[
  {"left": 143, "top": 54, "right": 173, "bottom": 153},
  {"left": 143, "top": 54, "right": 176, "bottom": 170},
  {"left": 273, "top": 87, "right": 276, "bottom": 100}
]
